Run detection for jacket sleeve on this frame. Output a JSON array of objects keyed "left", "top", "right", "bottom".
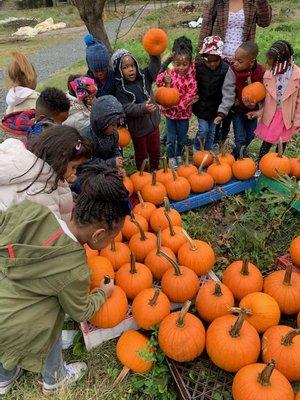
[
  {"left": 218, "top": 68, "right": 236, "bottom": 116},
  {"left": 143, "top": 56, "right": 162, "bottom": 83},
  {"left": 156, "top": 71, "right": 166, "bottom": 87},
  {"left": 105, "top": 135, "right": 121, "bottom": 167},
  {"left": 255, "top": 0, "right": 272, "bottom": 28},
  {"left": 58, "top": 268, "right": 106, "bottom": 322},
  {"left": 160, "top": 56, "right": 173, "bottom": 73},
  {"left": 294, "top": 86, "right": 300, "bottom": 131},
  {"left": 199, "top": 1, "right": 216, "bottom": 50}
]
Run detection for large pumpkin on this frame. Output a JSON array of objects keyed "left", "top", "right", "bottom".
[
  {"left": 158, "top": 301, "right": 206, "bottom": 362},
  {"left": 239, "top": 292, "right": 281, "bottom": 333},
  {"left": 130, "top": 159, "right": 152, "bottom": 192},
  {"left": 121, "top": 213, "right": 148, "bottom": 241},
  {"left": 232, "top": 146, "right": 256, "bottom": 180},
  {"left": 155, "top": 87, "right": 180, "bottom": 108},
  {"left": 161, "top": 211, "right": 187, "bottom": 255},
  {"left": 222, "top": 259, "right": 263, "bottom": 301},
  {"left": 262, "top": 325, "right": 300, "bottom": 381},
  {"left": 118, "top": 127, "right": 131, "bottom": 148},
  {"left": 87, "top": 255, "right": 115, "bottom": 290},
  {"left": 290, "top": 236, "right": 300, "bottom": 266},
  {"left": 141, "top": 171, "right": 167, "bottom": 206},
  {"left": 177, "top": 146, "right": 197, "bottom": 178},
  {"left": 165, "top": 167, "right": 190, "bottom": 201},
  {"left": 142, "top": 28, "right": 168, "bottom": 56},
  {"left": 128, "top": 219, "right": 157, "bottom": 262},
  {"left": 100, "top": 240, "right": 131, "bottom": 271},
  {"left": 241, "top": 81, "right": 266, "bottom": 104},
  {"left": 206, "top": 310, "right": 261, "bottom": 372},
  {"left": 149, "top": 197, "right": 182, "bottom": 232},
  {"left": 207, "top": 156, "right": 232, "bottom": 185},
  {"left": 132, "top": 288, "right": 171, "bottom": 329},
  {"left": 289, "top": 157, "right": 300, "bottom": 179},
  {"left": 156, "top": 156, "right": 173, "bottom": 185},
  {"left": 232, "top": 360, "right": 294, "bottom": 400},
  {"left": 195, "top": 281, "right": 234, "bottom": 322},
  {"left": 116, "top": 330, "right": 153, "bottom": 373},
  {"left": 259, "top": 143, "right": 291, "bottom": 179},
  {"left": 263, "top": 264, "right": 300, "bottom": 315}
]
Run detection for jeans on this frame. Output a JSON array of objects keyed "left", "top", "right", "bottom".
[
  {"left": 0, "top": 337, "right": 65, "bottom": 386},
  {"left": 194, "top": 118, "right": 216, "bottom": 151},
  {"left": 132, "top": 128, "right": 160, "bottom": 171},
  {"left": 232, "top": 113, "right": 257, "bottom": 158},
  {"left": 214, "top": 112, "right": 232, "bottom": 144},
  {"left": 166, "top": 118, "right": 189, "bottom": 158}
]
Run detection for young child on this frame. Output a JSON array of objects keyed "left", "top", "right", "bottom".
[
  {"left": 253, "top": 40, "right": 299, "bottom": 160},
  {"left": 63, "top": 75, "right": 97, "bottom": 134},
  {"left": 113, "top": 48, "right": 161, "bottom": 171},
  {"left": 6, "top": 51, "right": 39, "bottom": 114},
  {"left": 85, "top": 34, "right": 115, "bottom": 97},
  {"left": 193, "top": 35, "right": 235, "bottom": 151},
  {"left": 156, "top": 37, "right": 197, "bottom": 168}
]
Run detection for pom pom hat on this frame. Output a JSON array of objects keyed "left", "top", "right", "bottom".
[{"left": 84, "top": 34, "right": 110, "bottom": 72}]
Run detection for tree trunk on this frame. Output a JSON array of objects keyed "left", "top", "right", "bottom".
[{"left": 72, "top": 0, "right": 112, "bottom": 54}]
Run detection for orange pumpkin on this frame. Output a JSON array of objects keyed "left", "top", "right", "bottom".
[
  {"left": 118, "top": 127, "right": 131, "bottom": 148},
  {"left": 296, "top": 392, "right": 300, "bottom": 400},
  {"left": 259, "top": 143, "right": 291, "bottom": 179},
  {"left": 177, "top": 146, "right": 197, "bottom": 178},
  {"left": 155, "top": 86, "right": 180, "bottom": 107},
  {"left": 207, "top": 156, "right": 232, "bottom": 185},
  {"left": 222, "top": 259, "right": 263, "bottom": 301},
  {"left": 141, "top": 171, "right": 167, "bottom": 206},
  {"left": 232, "top": 146, "right": 256, "bottom": 180},
  {"left": 115, "top": 253, "right": 153, "bottom": 299},
  {"left": 263, "top": 264, "right": 300, "bottom": 315},
  {"left": 132, "top": 288, "right": 171, "bottom": 329},
  {"left": 123, "top": 175, "right": 134, "bottom": 197},
  {"left": 161, "top": 211, "right": 187, "bottom": 255},
  {"left": 239, "top": 292, "right": 281, "bottom": 333},
  {"left": 149, "top": 196, "right": 182, "bottom": 232},
  {"left": 290, "top": 236, "right": 300, "bottom": 266},
  {"left": 195, "top": 281, "right": 234, "bottom": 322},
  {"left": 84, "top": 243, "right": 98, "bottom": 258},
  {"left": 165, "top": 167, "right": 190, "bottom": 201},
  {"left": 130, "top": 159, "right": 152, "bottom": 192},
  {"left": 241, "top": 81, "right": 266, "bottom": 104},
  {"left": 128, "top": 219, "right": 157, "bottom": 262},
  {"left": 121, "top": 213, "right": 148, "bottom": 241},
  {"left": 133, "top": 191, "right": 156, "bottom": 221},
  {"left": 289, "top": 157, "right": 300, "bottom": 179},
  {"left": 156, "top": 156, "right": 173, "bottom": 185},
  {"left": 87, "top": 255, "right": 115, "bottom": 290},
  {"left": 187, "top": 157, "right": 214, "bottom": 193},
  {"left": 158, "top": 301, "right": 205, "bottom": 362},
  {"left": 262, "top": 325, "right": 300, "bottom": 381},
  {"left": 90, "top": 284, "right": 128, "bottom": 328},
  {"left": 100, "top": 240, "right": 131, "bottom": 271},
  {"left": 114, "top": 231, "right": 123, "bottom": 242},
  {"left": 142, "top": 27, "right": 168, "bottom": 56},
  {"left": 232, "top": 360, "right": 294, "bottom": 400},
  {"left": 206, "top": 310, "right": 261, "bottom": 372},
  {"left": 298, "top": 311, "right": 300, "bottom": 328},
  {"left": 116, "top": 330, "right": 153, "bottom": 373},
  {"left": 160, "top": 251, "right": 200, "bottom": 303},
  {"left": 193, "top": 150, "right": 213, "bottom": 168},
  {"left": 216, "top": 146, "right": 235, "bottom": 166}
]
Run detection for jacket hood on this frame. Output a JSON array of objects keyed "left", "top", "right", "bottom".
[
  {"left": 6, "top": 87, "right": 37, "bottom": 107},
  {"left": 90, "top": 95, "right": 124, "bottom": 134}
]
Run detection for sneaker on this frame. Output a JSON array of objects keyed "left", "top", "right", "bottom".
[
  {"left": 62, "top": 330, "right": 77, "bottom": 350},
  {"left": 176, "top": 156, "right": 183, "bottom": 166},
  {"left": 0, "top": 367, "right": 23, "bottom": 395},
  {"left": 42, "top": 362, "right": 87, "bottom": 395},
  {"left": 254, "top": 169, "right": 261, "bottom": 178},
  {"left": 168, "top": 158, "right": 177, "bottom": 169}
]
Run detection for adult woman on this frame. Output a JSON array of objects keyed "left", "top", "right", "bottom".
[{"left": 0, "top": 165, "right": 130, "bottom": 395}]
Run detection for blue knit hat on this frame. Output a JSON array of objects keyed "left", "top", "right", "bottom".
[{"left": 84, "top": 34, "right": 110, "bottom": 72}]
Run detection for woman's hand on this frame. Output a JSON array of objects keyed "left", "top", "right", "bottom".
[{"left": 99, "top": 277, "right": 114, "bottom": 298}]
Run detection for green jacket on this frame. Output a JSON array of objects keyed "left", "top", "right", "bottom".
[{"left": 0, "top": 200, "right": 105, "bottom": 372}]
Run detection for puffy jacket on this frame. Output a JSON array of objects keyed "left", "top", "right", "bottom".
[{"left": 63, "top": 93, "right": 91, "bottom": 135}]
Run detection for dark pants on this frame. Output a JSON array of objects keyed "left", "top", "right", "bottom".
[
  {"left": 232, "top": 113, "right": 257, "bottom": 158},
  {"left": 214, "top": 112, "right": 232, "bottom": 144},
  {"left": 132, "top": 128, "right": 160, "bottom": 171},
  {"left": 258, "top": 141, "right": 287, "bottom": 162},
  {"left": 166, "top": 118, "right": 189, "bottom": 158}
]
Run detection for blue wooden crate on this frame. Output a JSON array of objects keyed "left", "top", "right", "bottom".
[{"left": 170, "top": 178, "right": 256, "bottom": 212}]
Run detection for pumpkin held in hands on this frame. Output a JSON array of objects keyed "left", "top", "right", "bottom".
[
  {"left": 155, "top": 87, "right": 180, "bottom": 107},
  {"left": 142, "top": 28, "right": 168, "bottom": 56},
  {"left": 241, "top": 81, "right": 266, "bottom": 104}
]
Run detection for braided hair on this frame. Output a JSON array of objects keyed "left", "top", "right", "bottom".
[
  {"left": 172, "top": 36, "right": 193, "bottom": 62},
  {"left": 75, "top": 164, "right": 130, "bottom": 229},
  {"left": 266, "top": 40, "right": 294, "bottom": 74}
]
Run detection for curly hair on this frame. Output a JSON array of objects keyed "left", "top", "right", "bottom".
[
  {"left": 266, "top": 40, "right": 294, "bottom": 64},
  {"left": 172, "top": 36, "right": 193, "bottom": 61},
  {"left": 36, "top": 87, "right": 70, "bottom": 117}
]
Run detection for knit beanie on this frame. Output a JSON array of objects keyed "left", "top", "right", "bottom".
[
  {"left": 111, "top": 48, "right": 130, "bottom": 70},
  {"left": 84, "top": 34, "right": 110, "bottom": 72}
]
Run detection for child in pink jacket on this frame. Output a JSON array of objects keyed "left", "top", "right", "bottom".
[
  {"left": 251, "top": 40, "right": 300, "bottom": 160},
  {"left": 156, "top": 37, "right": 198, "bottom": 168}
]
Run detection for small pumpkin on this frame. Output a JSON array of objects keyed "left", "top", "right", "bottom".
[
  {"left": 130, "top": 159, "right": 152, "bottom": 192},
  {"left": 132, "top": 288, "right": 171, "bottom": 329},
  {"left": 158, "top": 301, "right": 205, "bottom": 362},
  {"left": 239, "top": 292, "right": 281, "bottom": 333},
  {"left": 141, "top": 171, "right": 167, "bottom": 206},
  {"left": 128, "top": 219, "right": 157, "bottom": 262},
  {"left": 187, "top": 155, "right": 214, "bottom": 193},
  {"left": 232, "top": 146, "right": 256, "bottom": 180},
  {"left": 177, "top": 230, "right": 215, "bottom": 276},
  {"left": 259, "top": 141, "right": 291, "bottom": 179},
  {"left": 206, "top": 309, "right": 261, "bottom": 372},
  {"left": 217, "top": 142, "right": 235, "bottom": 166},
  {"left": 161, "top": 211, "right": 187, "bottom": 255},
  {"left": 165, "top": 167, "right": 190, "bottom": 201},
  {"left": 144, "top": 228, "right": 175, "bottom": 280},
  {"left": 195, "top": 281, "right": 234, "bottom": 322},
  {"left": 118, "top": 127, "right": 131, "bottom": 148},
  {"left": 160, "top": 251, "right": 200, "bottom": 303},
  {"left": 290, "top": 236, "right": 300, "bottom": 267},
  {"left": 289, "top": 157, "right": 300, "bottom": 179},
  {"left": 122, "top": 212, "right": 149, "bottom": 241},
  {"left": 262, "top": 325, "right": 300, "bottom": 381},
  {"left": 142, "top": 27, "right": 168, "bottom": 56},
  {"left": 232, "top": 360, "right": 294, "bottom": 400},
  {"left": 87, "top": 255, "right": 115, "bottom": 290},
  {"left": 222, "top": 259, "right": 263, "bottom": 301},
  {"left": 193, "top": 149, "right": 213, "bottom": 168},
  {"left": 149, "top": 196, "right": 182, "bottom": 232},
  {"left": 116, "top": 330, "right": 153, "bottom": 373},
  {"left": 177, "top": 146, "right": 198, "bottom": 178},
  {"left": 156, "top": 156, "right": 173, "bottom": 185},
  {"left": 123, "top": 176, "right": 134, "bottom": 197},
  {"left": 263, "top": 264, "right": 300, "bottom": 315},
  {"left": 115, "top": 253, "right": 153, "bottom": 299},
  {"left": 100, "top": 240, "right": 131, "bottom": 271},
  {"left": 241, "top": 81, "right": 266, "bottom": 104},
  {"left": 133, "top": 191, "right": 156, "bottom": 221},
  {"left": 207, "top": 156, "right": 232, "bottom": 185},
  {"left": 155, "top": 86, "right": 180, "bottom": 107}
]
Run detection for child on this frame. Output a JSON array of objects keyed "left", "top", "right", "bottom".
[
  {"left": 6, "top": 51, "right": 39, "bottom": 114},
  {"left": 113, "top": 48, "right": 161, "bottom": 171},
  {"left": 63, "top": 75, "right": 97, "bottom": 134},
  {"left": 193, "top": 35, "right": 235, "bottom": 151},
  {"left": 85, "top": 34, "right": 115, "bottom": 97},
  {"left": 253, "top": 40, "right": 299, "bottom": 160},
  {"left": 156, "top": 37, "right": 197, "bottom": 168}
]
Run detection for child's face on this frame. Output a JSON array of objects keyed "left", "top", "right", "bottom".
[
  {"left": 85, "top": 93, "right": 96, "bottom": 107},
  {"left": 173, "top": 54, "right": 191, "bottom": 75},
  {"left": 234, "top": 47, "right": 255, "bottom": 72},
  {"left": 93, "top": 70, "right": 108, "bottom": 81},
  {"left": 104, "top": 120, "right": 119, "bottom": 135},
  {"left": 121, "top": 56, "right": 137, "bottom": 81},
  {"left": 202, "top": 54, "right": 221, "bottom": 71},
  {"left": 64, "top": 157, "right": 86, "bottom": 181}
]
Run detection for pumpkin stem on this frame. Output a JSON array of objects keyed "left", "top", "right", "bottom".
[
  {"left": 241, "top": 259, "right": 250, "bottom": 276},
  {"left": 176, "top": 301, "right": 191, "bottom": 327},
  {"left": 229, "top": 308, "right": 247, "bottom": 338},
  {"left": 137, "top": 191, "right": 145, "bottom": 208},
  {"left": 149, "top": 289, "right": 160, "bottom": 306},
  {"left": 164, "top": 210, "right": 176, "bottom": 237},
  {"left": 277, "top": 138, "right": 283, "bottom": 158},
  {"left": 156, "top": 228, "right": 162, "bottom": 255},
  {"left": 170, "top": 165, "right": 178, "bottom": 181},
  {"left": 110, "top": 240, "right": 116, "bottom": 252},
  {"left": 198, "top": 154, "right": 208, "bottom": 174},
  {"left": 130, "top": 211, "right": 137, "bottom": 222},
  {"left": 164, "top": 197, "right": 171, "bottom": 212},
  {"left": 130, "top": 252, "right": 137, "bottom": 274},
  {"left": 160, "top": 250, "right": 182, "bottom": 276},
  {"left": 162, "top": 156, "right": 168, "bottom": 173},
  {"left": 184, "top": 146, "right": 189, "bottom": 166},
  {"left": 131, "top": 218, "right": 147, "bottom": 241},
  {"left": 239, "top": 146, "right": 246, "bottom": 160},
  {"left": 140, "top": 159, "right": 148, "bottom": 176},
  {"left": 104, "top": 275, "right": 111, "bottom": 284},
  {"left": 231, "top": 306, "right": 253, "bottom": 316},
  {"left": 281, "top": 329, "right": 300, "bottom": 346},
  {"left": 213, "top": 283, "right": 223, "bottom": 297},
  {"left": 152, "top": 171, "right": 157, "bottom": 186},
  {"left": 257, "top": 360, "right": 276, "bottom": 387},
  {"left": 283, "top": 264, "right": 293, "bottom": 286},
  {"left": 182, "top": 229, "right": 197, "bottom": 251},
  {"left": 213, "top": 155, "right": 221, "bottom": 166}
]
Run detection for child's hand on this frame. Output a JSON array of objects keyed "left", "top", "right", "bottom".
[
  {"left": 247, "top": 110, "right": 262, "bottom": 120},
  {"left": 66, "top": 174, "right": 77, "bottom": 184},
  {"left": 115, "top": 156, "right": 124, "bottom": 168},
  {"left": 242, "top": 97, "right": 257, "bottom": 109},
  {"left": 118, "top": 168, "right": 126, "bottom": 178},
  {"left": 163, "top": 71, "right": 172, "bottom": 87},
  {"left": 214, "top": 116, "right": 223, "bottom": 125},
  {"left": 187, "top": 95, "right": 199, "bottom": 106},
  {"left": 145, "top": 99, "right": 157, "bottom": 113},
  {"left": 99, "top": 277, "right": 114, "bottom": 298}
]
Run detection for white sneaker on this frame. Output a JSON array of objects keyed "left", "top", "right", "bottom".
[
  {"left": 168, "top": 158, "right": 177, "bottom": 169},
  {"left": 176, "top": 156, "right": 183, "bottom": 166},
  {"left": 42, "top": 362, "right": 87, "bottom": 395},
  {"left": 0, "top": 367, "right": 23, "bottom": 395},
  {"left": 62, "top": 330, "right": 77, "bottom": 350}
]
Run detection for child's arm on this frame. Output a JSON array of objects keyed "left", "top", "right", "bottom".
[
  {"left": 144, "top": 55, "right": 162, "bottom": 83},
  {"left": 256, "top": 0, "right": 272, "bottom": 28},
  {"left": 156, "top": 70, "right": 167, "bottom": 87},
  {"left": 215, "top": 68, "right": 236, "bottom": 123},
  {"left": 160, "top": 55, "right": 173, "bottom": 73}
]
